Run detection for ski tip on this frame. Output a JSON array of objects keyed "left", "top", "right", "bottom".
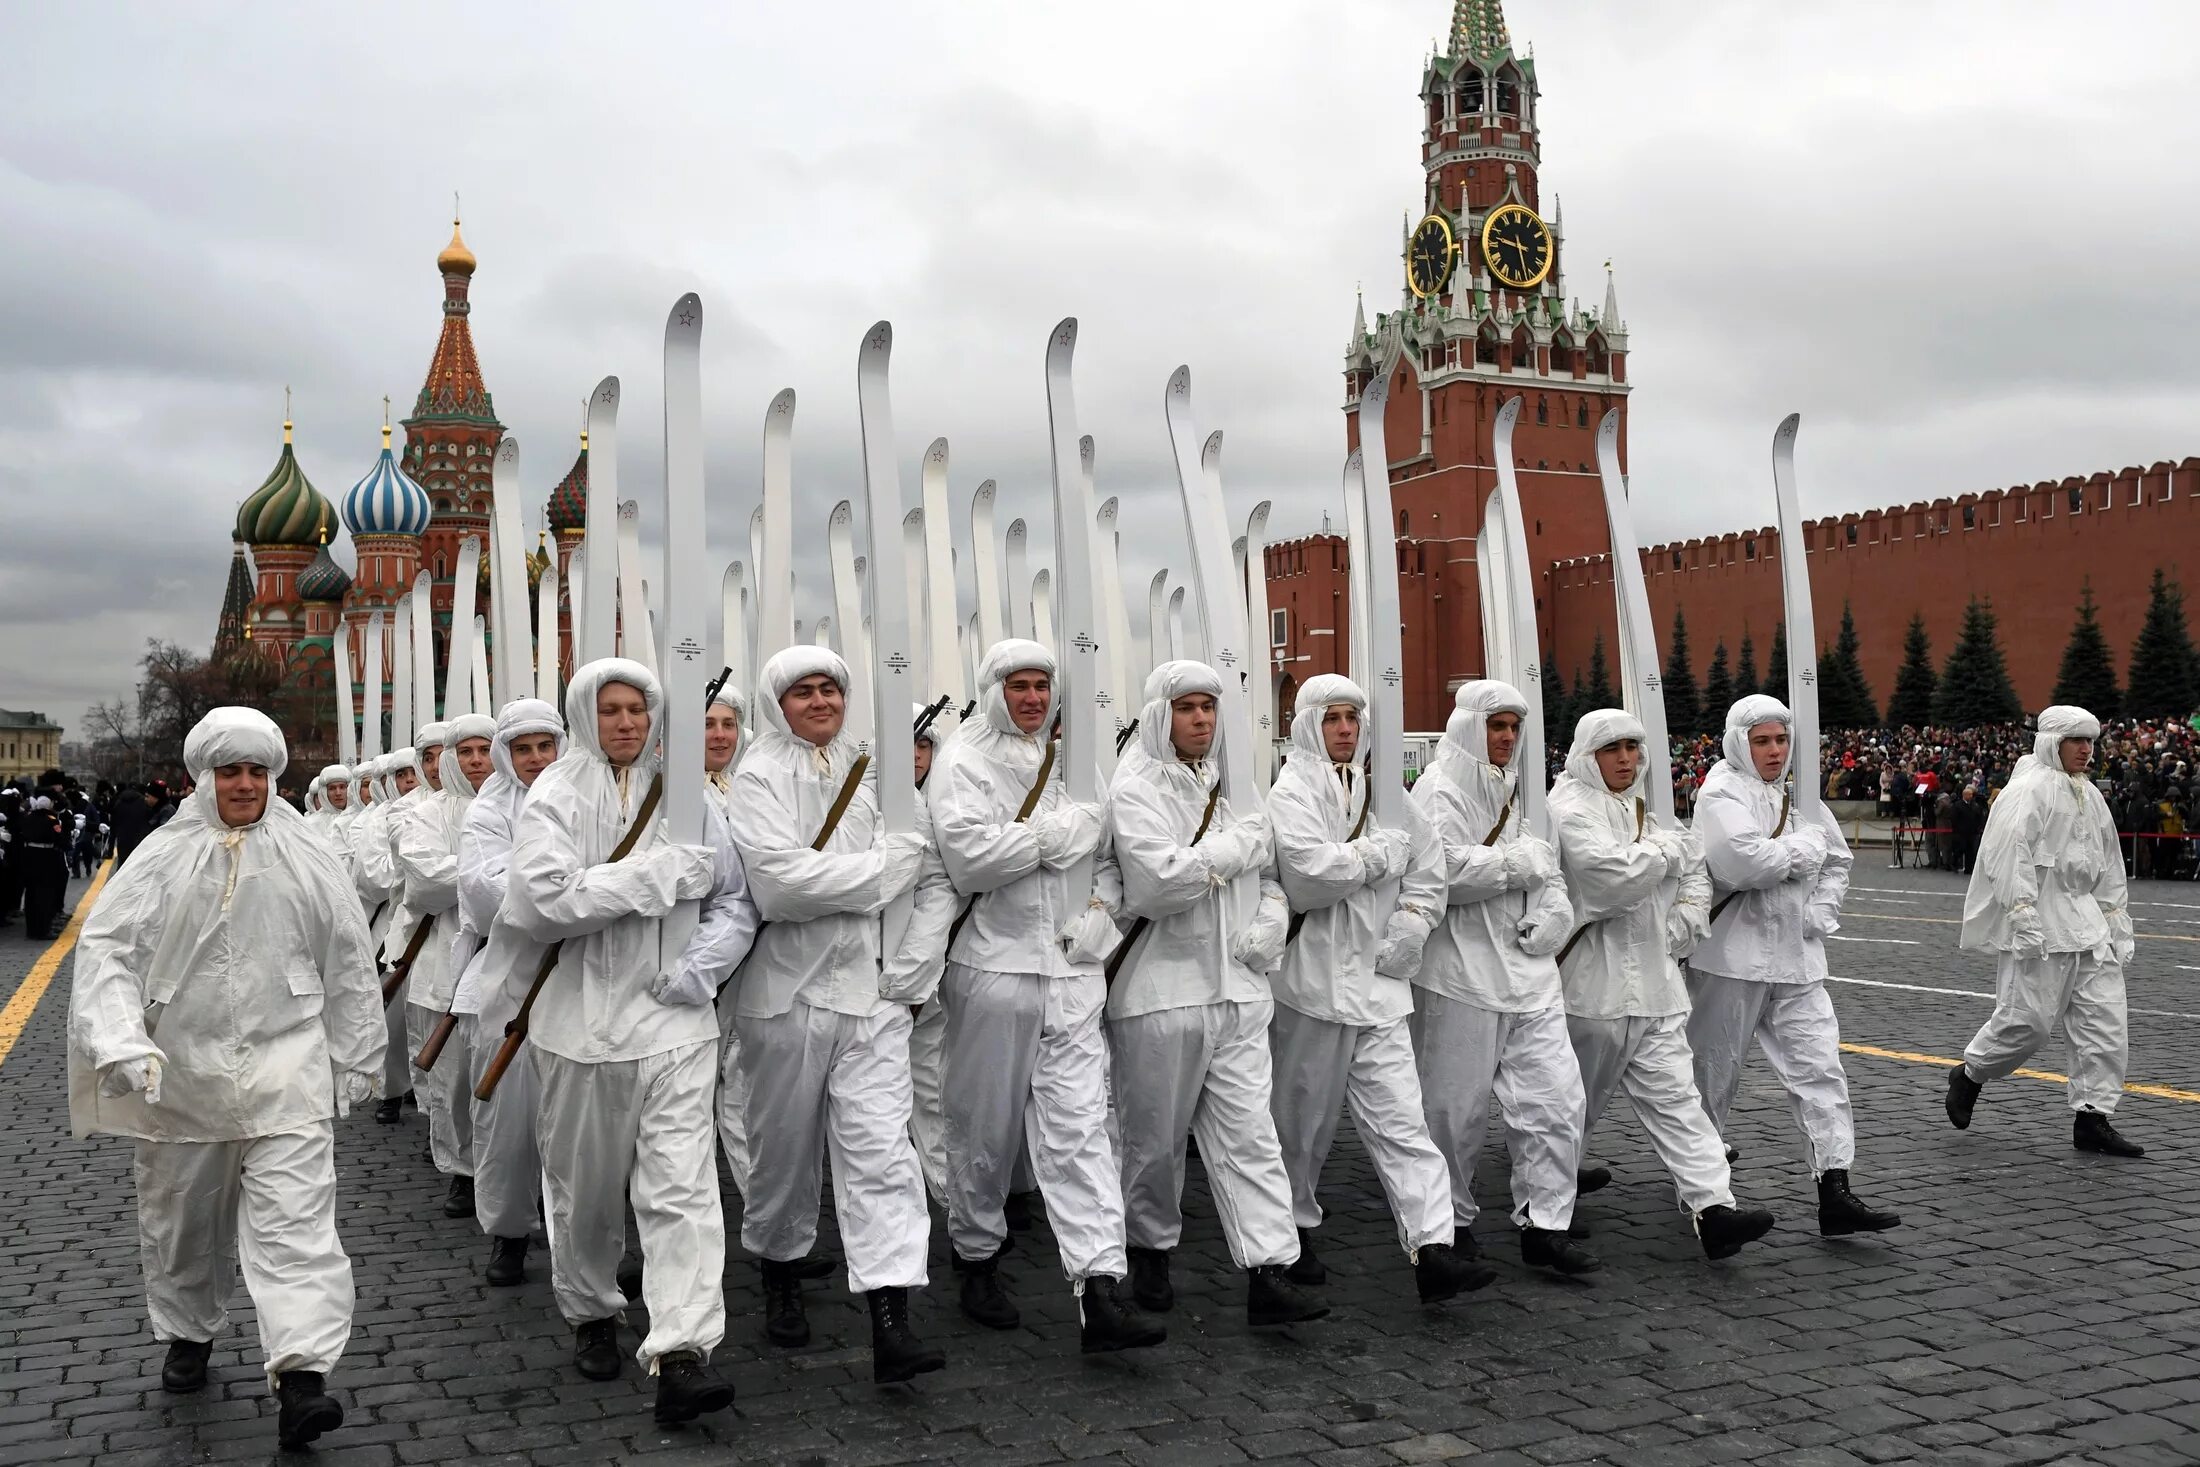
[
  {"left": 973, "top": 479, "right": 996, "bottom": 505},
  {"left": 1496, "top": 395, "right": 1522, "bottom": 426},
  {"left": 864, "top": 320, "right": 893, "bottom": 356},
  {"left": 1775, "top": 412, "right": 1801, "bottom": 446},
  {"left": 769, "top": 386, "right": 796, "bottom": 419},
  {"left": 1598, "top": 412, "right": 1620, "bottom": 448},
  {"left": 1007, "top": 517, "right": 1027, "bottom": 540},
  {"left": 1097, "top": 494, "right": 1118, "bottom": 520},
  {"left": 830, "top": 500, "right": 852, "bottom": 526},
  {"left": 668, "top": 292, "right": 702, "bottom": 333},
  {"left": 1167, "top": 364, "right": 1191, "bottom": 400},
  {"left": 620, "top": 499, "right": 640, "bottom": 519},
  {"left": 904, "top": 506, "right": 924, "bottom": 527},
  {"left": 1248, "top": 499, "right": 1271, "bottom": 530},
  {"left": 1051, "top": 317, "right": 1078, "bottom": 351},
  {"left": 749, "top": 504, "right": 765, "bottom": 530},
  {"left": 926, "top": 436, "right": 948, "bottom": 465},
  {"left": 592, "top": 376, "right": 620, "bottom": 410},
  {"left": 1202, "top": 430, "right": 1223, "bottom": 471},
  {"left": 497, "top": 437, "right": 519, "bottom": 466}
]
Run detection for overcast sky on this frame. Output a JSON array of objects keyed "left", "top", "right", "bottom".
[{"left": 6, "top": 0, "right": 2197, "bottom": 727}]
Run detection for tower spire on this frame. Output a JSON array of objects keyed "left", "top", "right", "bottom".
[
  {"left": 1602, "top": 259, "right": 1620, "bottom": 326},
  {"left": 1450, "top": 0, "right": 1511, "bottom": 61}
]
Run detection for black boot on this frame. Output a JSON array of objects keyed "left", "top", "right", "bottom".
[
  {"left": 2074, "top": 1110, "right": 2144, "bottom": 1158},
  {"left": 1696, "top": 1204, "right": 1776, "bottom": 1260},
  {"left": 1453, "top": 1228, "right": 1482, "bottom": 1262},
  {"left": 275, "top": 1371, "right": 344, "bottom": 1450},
  {"left": 1285, "top": 1226, "right": 1326, "bottom": 1285},
  {"left": 485, "top": 1235, "right": 528, "bottom": 1287},
  {"left": 652, "top": 1351, "right": 734, "bottom": 1427},
  {"left": 1817, "top": 1169, "right": 1902, "bottom": 1236},
  {"left": 1945, "top": 1065, "right": 1983, "bottom": 1130},
  {"left": 1414, "top": 1242, "right": 1497, "bottom": 1303},
  {"left": 402, "top": 1088, "right": 418, "bottom": 1109},
  {"left": 442, "top": 1174, "right": 475, "bottom": 1219},
  {"left": 792, "top": 1252, "right": 840, "bottom": 1281},
  {"left": 1078, "top": 1275, "right": 1166, "bottom": 1353},
  {"left": 160, "top": 1339, "right": 211, "bottom": 1393},
  {"left": 1520, "top": 1226, "right": 1603, "bottom": 1275},
  {"left": 1575, "top": 1165, "right": 1612, "bottom": 1195},
  {"left": 573, "top": 1318, "right": 622, "bottom": 1380},
  {"left": 957, "top": 1254, "right": 1019, "bottom": 1330},
  {"left": 759, "top": 1259, "right": 810, "bottom": 1347},
  {"left": 1127, "top": 1246, "right": 1173, "bottom": 1312},
  {"left": 373, "top": 1097, "right": 402, "bottom": 1124},
  {"left": 616, "top": 1251, "right": 643, "bottom": 1302},
  {"left": 1003, "top": 1189, "right": 1040, "bottom": 1232},
  {"left": 1247, "top": 1264, "right": 1330, "bottom": 1326},
  {"left": 867, "top": 1287, "right": 945, "bottom": 1384}
]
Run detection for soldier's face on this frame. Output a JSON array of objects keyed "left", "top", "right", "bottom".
[
  {"left": 2059, "top": 737, "right": 2094, "bottom": 774},
  {"left": 1322, "top": 704, "right": 1361, "bottom": 764},
  {"left": 1748, "top": 723, "right": 1790, "bottom": 782}
]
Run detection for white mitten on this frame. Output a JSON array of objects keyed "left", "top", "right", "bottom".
[
  {"left": 1033, "top": 802, "right": 1104, "bottom": 868},
  {"left": 1664, "top": 901, "right": 1709, "bottom": 959},
  {"left": 1204, "top": 816, "right": 1272, "bottom": 882},
  {"left": 336, "top": 1068, "right": 378, "bottom": 1117},
  {"left": 1783, "top": 829, "right": 1828, "bottom": 883},
  {"left": 1804, "top": 899, "right": 1842, "bottom": 940},
  {"left": 672, "top": 844, "right": 717, "bottom": 900},
  {"left": 2104, "top": 905, "right": 2135, "bottom": 966},
  {"left": 1229, "top": 892, "right": 1288, "bottom": 974},
  {"left": 99, "top": 1054, "right": 163, "bottom": 1104},
  {"left": 2008, "top": 902, "right": 2046, "bottom": 958},
  {"left": 878, "top": 832, "right": 928, "bottom": 901},
  {"left": 1374, "top": 907, "right": 1433, "bottom": 979},
  {"left": 1500, "top": 840, "right": 1543, "bottom": 892},
  {"left": 1059, "top": 901, "right": 1124, "bottom": 967},
  {"left": 648, "top": 961, "right": 718, "bottom": 1007}
]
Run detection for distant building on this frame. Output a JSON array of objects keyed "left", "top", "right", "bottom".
[{"left": 0, "top": 710, "right": 63, "bottom": 781}]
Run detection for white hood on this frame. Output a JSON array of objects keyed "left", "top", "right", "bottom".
[
  {"left": 1720, "top": 694, "right": 1792, "bottom": 785},
  {"left": 1563, "top": 707, "right": 1648, "bottom": 801}
]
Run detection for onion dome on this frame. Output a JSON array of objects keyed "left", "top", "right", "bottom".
[
  {"left": 438, "top": 216, "right": 477, "bottom": 276},
  {"left": 343, "top": 422, "right": 433, "bottom": 538},
  {"left": 546, "top": 432, "right": 588, "bottom": 533},
  {"left": 528, "top": 531, "right": 550, "bottom": 588},
  {"left": 235, "top": 415, "right": 335, "bottom": 547},
  {"left": 297, "top": 530, "right": 352, "bottom": 602}
]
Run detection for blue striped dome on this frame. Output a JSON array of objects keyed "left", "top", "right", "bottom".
[{"left": 342, "top": 432, "right": 432, "bottom": 538}]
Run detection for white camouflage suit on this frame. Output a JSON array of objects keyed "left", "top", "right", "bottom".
[
  {"left": 928, "top": 639, "right": 1129, "bottom": 1282},
  {"left": 503, "top": 659, "right": 759, "bottom": 1371},
  {"left": 69, "top": 708, "right": 385, "bottom": 1383},
  {"left": 1406, "top": 680, "right": 1584, "bottom": 1233},
  {"left": 1105, "top": 660, "right": 1300, "bottom": 1270},
  {"left": 1264, "top": 674, "right": 1456, "bottom": 1257},
  {"left": 1685, "top": 694, "right": 1858, "bottom": 1176},
  {"left": 1550, "top": 708, "right": 1735, "bottom": 1216},
  {"left": 1958, "top": 705, "right": 2134, "bottom": 1110}
]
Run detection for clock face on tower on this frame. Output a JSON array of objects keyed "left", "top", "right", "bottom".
[
  {"left": 1406, "top": 214, "right": 1457, "bottom": 299},
  {"left": 1480, "top": 203, "right": 1554, "bottom": 290}
]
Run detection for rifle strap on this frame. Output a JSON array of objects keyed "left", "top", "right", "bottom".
[
  {"left": 1285, "top": 771, "right": 1375, "bottom": 948},
  {"left": 1105, "top": 780, "right": 1224, "bottom": 984},
  {"left": 945, "top": 735, "right": 1059, "bottom": 953},
  {"left": 813, "top": 756, "right": 870, "bottom": 852},
  {"left": 498, "top": 771, "right": 665, "bottom": 1036},
  {"left": 1707, "top": 789, "right": 1792, "bottom": 926},
  {"left": 1554, "top": 798, "right": 1646, "bottom": 965}
]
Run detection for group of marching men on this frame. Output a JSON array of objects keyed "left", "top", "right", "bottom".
[{"left": 65, "top": 633, "right": 2141, "bottom": 1449}]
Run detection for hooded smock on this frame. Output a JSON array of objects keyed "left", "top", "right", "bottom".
[
  {"left": 1960, "top": 705, "right": 2129, "bottom": 956},
  {"left": 927, "top": 639, "right": 1119, "bottom": 979},
  {"left": 1407, "top": 680, "right": 1573, "bottom": 1011},
  {"left": 1549, "top": 708, "right": 1711, "bottom": 1019},
  {"left": 1268, "top": 675, "right": 1440, "bottom": 1025},
  {"left": 1687, "top": 694, "right": 1851, "bottom": 985},
  {"left": 347, "top": 752, "right": 402, "bottom": 917},
  {"left": 705, "top": 681, "right": 751, "bottom": 817},
  {"left": 502, "top": 659, "right": 755, "bottom": 1062},
  {"left": 722, "top": 646, "right": 936, "bottom": 1018},
  {"left": 392, "top": 713, "right": 498, "bottom": 1011},
  {"left": 1103, "top": 659, "right": 1281, "bottom": 1021},
  {"left": 68, "top": 708, "right": 384, "bottom": 1141},
  {"left": 449, "top": 699, "right": 566, "bottom": 1021}
]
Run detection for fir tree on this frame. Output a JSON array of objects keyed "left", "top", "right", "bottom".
[
  {"left": 2125, "top": 568, "right": 2200, "bottom": 719},
  {"left": 1818, "top": 601, "right": 1879, "bottom": 728},
  {"left": 1701, "top": 640, "right": 1735, "bottom": 725},
  {"left": 2050, "top": 579, "right": 2122, "bottom": 719},
  {"left": 1734, "top": 630, "right": 1760, "bottom": 702},
  {"left": 1933, "top": 598, "right": 2022, "bottom": 727},
  {"left": 1765, "top": 620, "right": 1788, "bottom": 701},
  {"left": 1540, "top": 661, "right": 1568, "bottom": 742},
  {"left": 1886, "top": 613, "right": 1937, "bottom": 729},
  {"left": 1661, "top": 607, "right": 1701, "bottom": 736},
  {"left": 1579, "top": 633, "right": 1620, "bottom": 723}
]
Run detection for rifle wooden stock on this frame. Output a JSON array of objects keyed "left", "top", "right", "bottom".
[
  {"left": 380, "top": 916, "right": 435, "bottom": 1005},
  {"left": 1104, "top": 780, "right": 1224, "bottom": 987},
  {"left": 1706, "top": 790, "right": 1791, "bottom": 926},
  {"left": 413, "top": 1009, "right": 460, "bottom": 1072}
]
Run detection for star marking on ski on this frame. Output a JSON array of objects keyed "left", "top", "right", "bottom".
[
  {"left": 677, "top": 306, "right": 696, "bottom": 326},
  {"left": 597, "top": 385, "right": 616, "bottom": 403}
]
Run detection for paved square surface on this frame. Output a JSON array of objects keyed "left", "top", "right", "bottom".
[{"left": 2, "top": 862, "right": 2197, "bottom": 1465}]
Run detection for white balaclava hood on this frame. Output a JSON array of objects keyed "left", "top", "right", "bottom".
[
  {"left": 756, "top": 645, "right": 854, "bottom": 749},
  {"left": 181, "top": 707, "right": 289, "bottom": 828},
  {"left": 488, "top": 698, "right": 567, "bottom": 787},
  {"left": 562, "top": 658, "right": 664, "bottom": 770},
  {"left": 709, "top": 679, "right": 751, "bottom": 774},
  {"left": 1135, "top": 659, "right": 1226, "bottom": 766},
  {"left": 1566, "top": 707, "right": 1648, "bottom": 799},
  {"left": 2033, "top": 704, "right": 2101, "bottom": 772},
  {"left": 1721, "top": 693, "right": 1793, "bottom": 785},
  {"left": 1440, "top": 679, "right": 1531, "bottom": 782},
  {"left": 411, "top": 720, "right": 452, "bottom": 792},
  {"left": 438, "top": 713, "right": 499, "bottom": 799},
  {"left": 1287, "top": 673, "right": 1368, "bottom": 768},
  {"left": 303, "top": 771, "right": 324, "bottom": 813},
  {"left": 977, "top": 638, "right": 1058, "bottom": 739},
  {"left": 318, "top": 764, "right": 351, "bottom": 809},
  {"left": 379, "top": 749, "right": 415, "bottom": 801}
]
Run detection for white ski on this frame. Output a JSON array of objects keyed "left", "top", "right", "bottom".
[
  {"left": 1243, "top": 499, "right": 1275, "bottom": 785},
  {"left": 616, "top": 500, "right": 657, "bottom": 675},
  {"left": 719, "top": 561, "right": 748, "bottom": 700},
  {"left": 970, "top": 479, "right": 1005, "bottom": 653},
  {"left": 582, "top": 378, "right": 620, "bottom": 666},
  {"left": 390, "top": 596, "right": 413, "bottom": 755},
  {"left": 1771, "top": 414, "right": 1820, "bottom": 824},
  {"left": 827, "top": 501, "right": 874, "bottom": 753},
  {"left": 1488, "top": 396, "right": 1549, "bottom": 838},
  {"left": 536, "top": 551, "right": 562, "bottom": 706},
  {"left": 659, "top": 292, "right": 710, "bottom": 970},
  {"left": 1032, "top": 569, "right": 1055, "bottom": 654},
  {"left": 1145, "top": 570, "right": 1170, "bottom": 685},
  {"left": 1094, "top": 493, "right": 1135, "bottom": 761},
  {"left": 1344, "top": 453, "right": 1373, "bottom": 685},
  {"left": 335, "top": 620, "right": 358, "bottom": 766},
  {"left": 360, "top": 611, "right": 384, "bottom": 762},
  {"left": 920, "top": 438, "right": 965, "bottom": 721},
  {"left": 856, "top": 322, "right": 918, "bottom": 952},
  {"left": 491, "top": 437, "right": 527, "bottom": 710},
  {"left": 759, "top": 390, "right": 797, "bottom": 656},
  {"left": 1005, "top": 517, "right": 1031, "bottom": 642},
  {"left": 470, "top": 614, "right": 491, "bottom": 717},
  {"left": 410, "top": 570, "right": 434, "bottom": 731},
  {"left": 902, "top": 508, "right": 929, "bottom": 692},
  {"left": 1593, "top": 411, "right": 1672, "bottom": 819},
  {"left": 1351, "top": 362, "right": 1410, "bottom": 965},
  {"left": 1042, "top": 317, "right": 1101, "bottom": 904},
  {"left": 447, "top": 535, "right": 482, "bottom": 720},
  {"left": 1168, "top": 585, "right": 1194, "bottom": 663}
]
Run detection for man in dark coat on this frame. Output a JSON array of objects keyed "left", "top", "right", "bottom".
[{"left": 111, "top": 785, "right": 155, "bottom": 868}]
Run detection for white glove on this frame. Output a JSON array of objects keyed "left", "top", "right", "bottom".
[
  {"left": 1032, "top": 802, "right": 1104, "bottom": 869},
  {"left": 1500, "top": 840, "right": 1544, "bottom": 891},
  {"left": 1374, "top": 907, "right": 1433, "bottom": 979},
  {"left": 1804, "top": 898, "right": 1841, "bottom": 940},
  {"left": 335, "top": 1068, "right": 378, "bottom": 1117},
  {"left": 99, "top": 1054, "right": 163, "bottom": 1103},
  {"left": 671, "top": 843, "right": 717, "bottom": 901},
  {"left": 1782, "top": 829, "right": 1828, "bottom": 884},
  {"left": 2104, "top": 906, "right": 2136, "bottom": 966},
  {"left": 878, "top": 831, "right": 928, "bottom": 902},
  {"left": 1204, "top": 815, "right": 1272, "bottom": 882},
  {"left": 1664, "top": 901, "right": 1709, "bottom": 959},
  {"left": 2009, "top": 902, "right": 2046, "bottom": 958},
  {"left": 1355, "top": 829, "right": 1414, "bottom": 884},
  {"left": 649, "top": 960, "right": 718, "bottom": 1007},
  {"left": 1059, "top": 901, "right": 1124, "bottom": 967},
  {"left": 1229, "top": 892, "right": 1288, "bottom": 974},
  {"left": 1647, "top": 830, "right": 1693, "bottom": 871},
  {"left": 1516, "top": 901, "right": 1572, "bottom": 959}
]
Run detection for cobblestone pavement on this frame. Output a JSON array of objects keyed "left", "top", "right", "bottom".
[{"left": 3, "top": 863, "right": 2198, "bottom": 1466}]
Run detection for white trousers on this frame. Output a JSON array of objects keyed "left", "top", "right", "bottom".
[
  {"left": 466, "top": 1016, "right": 540, "bottom": 1240},
  {"left": 1685, "top": 972, "right": 1855, "bottom": 1175},
  {"left": 715, "top": 1019, "right": 752, "bottom": 1198},
  {"left": 909, "top": 995, "right": 950, "bottom": 1204},
  {"left": 382, "top": 977, "right": 410, "bottom": 1098},
  {"left": 1409, "top": 990, "right": 1583, "bottom": 1231},
  {"left": 534, "top": 1041, "right": 725, "bottom": 1369},
  {"left": 1568, "top": 1012, "right": 1735, "bottom": 1215},
  {"left": 735, "top": 1002, "right": 931, "bottom": 1294},
  {"left": 406, "top": 1001, "right": 472, "bottom": 1177},
  {"left": 942, "top": 964, "right": 1127, "bottom": 1281},
  {"left": 1108, "top": 998, "right": 1299, "bottom": 1269},
  {"left": 1268, "top": 1005, "right": 1454, "bottom": 1254},
  {"left": 133, "top": 1123, "right": 352, "bottom": 1382},
  {"left": 1965, "top": 952, "right": 2129, "bottom": 1113}
]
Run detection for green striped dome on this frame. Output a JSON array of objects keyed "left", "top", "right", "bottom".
[{"left": 236, "top": 425, "right": 334, "bottom": 548}]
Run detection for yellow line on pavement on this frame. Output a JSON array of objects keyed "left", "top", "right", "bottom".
[
  {"left": 1839, "top": 1040, "right": 2200, "bottom": 1104},
  {"left": 0, "top": 861, "right": 111, "bottom": 1071},
  {"left": 1846, "top": 911, "right": 2197, "bottom": 943}
]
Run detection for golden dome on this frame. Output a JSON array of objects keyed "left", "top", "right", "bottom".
[{"left": 438, "top": 216, "right": 477, "bottom": 276}]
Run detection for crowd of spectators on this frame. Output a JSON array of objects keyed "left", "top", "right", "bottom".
[{"left": 0, "top": 773, "right": 187, "bottom": 939}]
